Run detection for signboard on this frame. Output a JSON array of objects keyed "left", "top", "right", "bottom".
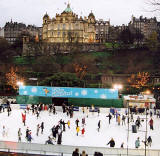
[{"left": 19, "top": 86, "right": 118, "bottom": 99}]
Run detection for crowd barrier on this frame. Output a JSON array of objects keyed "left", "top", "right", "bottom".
[{"left": 0, "top": 141, "right": 160, "bottom": 156}]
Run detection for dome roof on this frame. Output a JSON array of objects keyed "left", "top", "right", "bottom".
[
  {"left": 89, "top": 11, "right": 95, "bottom": 18},
  {"left": 64, "top": 4, "right": 72, "bottom": 13}
]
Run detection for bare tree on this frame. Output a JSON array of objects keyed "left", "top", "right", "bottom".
[{"left": 146, "top": 0, "right": 160, "bottom": 12}]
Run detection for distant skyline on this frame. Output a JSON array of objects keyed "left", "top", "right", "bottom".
[{"left": 0, "top": 0, "right": 159, "bottom": 27}]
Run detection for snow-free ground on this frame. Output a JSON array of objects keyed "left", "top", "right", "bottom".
[{"left": 0, "top": 107, "right": 159, "bottom": 150}]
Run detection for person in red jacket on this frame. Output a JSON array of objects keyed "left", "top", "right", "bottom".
[
  {"left": 22, "top": 113, "right": 26, "bottom": 126},
  {"left": 81, "top": 127, "right": 85, "bottom": 136},
  {"left": 149, "top": 118, "right": 153, "bottom": 130}
]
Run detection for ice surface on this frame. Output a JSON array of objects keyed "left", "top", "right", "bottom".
[{"left": 0, "top": 108, "right": 159, "bottom": 150}]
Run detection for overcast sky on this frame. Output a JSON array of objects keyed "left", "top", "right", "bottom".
[{"left": 0, "top": 0, "right": 159, "bottom": 27}]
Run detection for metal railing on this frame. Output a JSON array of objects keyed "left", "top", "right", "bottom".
[{"left": 0, "top": 141, "right": 160, "bottom": 156}]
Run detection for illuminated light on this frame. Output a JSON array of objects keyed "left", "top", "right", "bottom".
[
  {"left": 113, "top": 84, "right": 123, "bottom": 90},
  {"left": 145, "top": 90, "right": 151, "bottom": 95},
  {"left": 17, "top": 81, "right": 24, "bottom": 86}
]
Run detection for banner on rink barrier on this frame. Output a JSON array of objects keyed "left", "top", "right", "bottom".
[{"left": 19, "top": 86, "right": 118, "bottom": 99}]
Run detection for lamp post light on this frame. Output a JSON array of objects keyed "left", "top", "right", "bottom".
[
  {"left": 113, "top": 84, "right": 123, "bottom": 90},
  {"left": 17, "top": 81, "right": 24, "bottom": 86}
]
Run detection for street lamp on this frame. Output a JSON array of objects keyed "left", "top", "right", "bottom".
[
  {"left": 113, "top": 84, "right": 123, "bottom": 90},
  {"left": 17, "top": 81, "right": 24, "bottom": 86}
]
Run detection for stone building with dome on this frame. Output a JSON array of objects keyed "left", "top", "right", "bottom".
[{"left": 42, "top": 4, "right": 96, "bottom": 43}]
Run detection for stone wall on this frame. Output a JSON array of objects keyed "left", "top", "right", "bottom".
[{"left": 22, "top": 42, "right": 106, "bottom": 56}]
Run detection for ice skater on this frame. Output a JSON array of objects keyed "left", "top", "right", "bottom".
[
  {"left": 107, "top": 138, "right": 115, "bottom": 147},
  {"left": 81, "top": 127, "right": 85, "bottom": 136},
  {"left": 18, "top": 128, "right": 22, "bottom": 142},
  {"left": 22, "top": 112, "right": 26, "bottom": 126},
  {"left": 122, "top": 115, "right": 126, "bottom": 125},
  {"left": 82, "top": 117, "right": 86, "bottom": 126},
  {"left": 149, "top": 118, "right": 154, "bottom": 130},
  {"left": 135, "top": 137, "right": 140, "bottom": 148},
  {"left": 98, "top": 120, "right": 101, "bottom": 132},
  {"left": 106, "top": 113, "right": 112, "bottom": 124},
  {"left": 67, "top": 120, "right": 70, "bottom": 129},
  {"left": 2, "top": 125, "right": 6, "bottom": 137},
  {"left": 36, "top": 124, "right": 40, "bottom": 136},
  {"left": 76, "top": 126, "right": 80, "bottom": 136},
  {"left": 40, "top": 122, "right": 44, "bottom": 134}
]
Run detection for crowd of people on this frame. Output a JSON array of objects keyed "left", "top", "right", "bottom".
[{"left": 0, "top": 101, "right": 158, "bottom": 151}]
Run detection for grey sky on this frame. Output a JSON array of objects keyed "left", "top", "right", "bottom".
[{"left": 0, "top": 0, "right": 159, "bottom": 27}]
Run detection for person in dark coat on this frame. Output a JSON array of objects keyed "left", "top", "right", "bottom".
[
  {"left": 107, "top": 138, "right": 115, "bottom": 147},
  {"left": 106, "top": 113, "right": 112, "bottom": 124},
  {"left": 40, "top": 122, "right": 44, "bottom": 134},
  {"left": 72, "top": 148, "right": 79, "bottom": 156},
  {"left": 26, "top": 127, "right": 29, "bottom": 139},
  {"left": 57, "top": 131, "right": 62, "bottom": 145},
  {"left": 98, "top": 120, "right": 101, "bottom": 132},
  {"left": 45, "top": 136, "right": 54, "bottom": 145},
  {"left": 147, "top": 136, "right": 152, "bottom": 147},
  {"left": 27, "top": 131, "right": 33, "bottom": 143},
  {"left": 149, "top": 118, "right": 154, "bottom": 130},
  {"left": 75, "top": 118, "right": 79, "bottom": 127}
]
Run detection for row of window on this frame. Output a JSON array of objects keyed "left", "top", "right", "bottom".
[{"left": 49, "top": 31, "right": 82, "bottom": 37}]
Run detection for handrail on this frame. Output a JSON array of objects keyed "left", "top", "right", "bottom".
[{"left": 0, "top": 140, "right": 160, "bottom": 156}]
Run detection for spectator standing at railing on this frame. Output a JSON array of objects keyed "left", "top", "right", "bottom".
[
  {"left": 72, "top": 148, "right": 79, "bottom": 156},
  {"left": 80, "top": 150, "right": 88, "bottom": 156}
]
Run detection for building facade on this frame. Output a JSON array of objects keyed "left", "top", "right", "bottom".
[
  {"left": 95, "top": 19, "right": 110, "bottom": 43},
  {"left": 129, "top": 15, "right": 158, "bottom": 39},
  {"left": 4, "top": 20, "right": 41, "bottom": 44},
  {"left": 42, "top": 4, "right": 96, "bottom": 43},
  {"left": 0, "top": 27, "right": 4, "bottom": 37}
]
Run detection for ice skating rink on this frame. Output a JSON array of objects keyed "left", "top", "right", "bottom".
[{"left": 0, "top": 107, "right": 159, "bottom": 150}]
